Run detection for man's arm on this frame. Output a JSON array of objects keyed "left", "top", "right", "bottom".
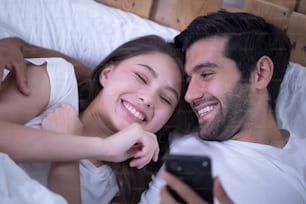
[
  {"left": 0, "top": 37, "right": 90, "bottom": 82},
  {"left": 48, "top": 161, "right": 81, "bottom": 204},
  {"left": 0, "top": 38, "right": 29, "bottom": 95}
]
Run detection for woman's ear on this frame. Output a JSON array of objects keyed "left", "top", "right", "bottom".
[
  {"left": 253, "top": 56, "right": 274, "bottom": 90},
  {"left": 99, "top": 64, "right": 114, "bottom": 86}
]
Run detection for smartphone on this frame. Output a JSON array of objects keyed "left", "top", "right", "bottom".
[{"left": 163, "top": 154, "right": 213, "bottom": 204}]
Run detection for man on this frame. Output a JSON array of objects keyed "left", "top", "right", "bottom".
[{"left": 140, "top": 11, "right": 306, "bottom": 204}]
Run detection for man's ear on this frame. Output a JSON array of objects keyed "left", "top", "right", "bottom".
[
  {"left": 99, "top": 64, "right": 114, "bottom": 86},
  {"left": 253, "top": 56, "right": 274, "bottom": 89}
]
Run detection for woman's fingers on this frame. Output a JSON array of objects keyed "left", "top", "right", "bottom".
[
  {"left": 103, "top": 123, "right": 159, "bottom": 166},
  {"left": 129, "top": 136, "right": 159, "bottom": 168}
]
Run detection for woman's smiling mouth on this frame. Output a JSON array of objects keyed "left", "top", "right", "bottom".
[{"left": 122, "top": 100, "right": 145, "bottom": 121}]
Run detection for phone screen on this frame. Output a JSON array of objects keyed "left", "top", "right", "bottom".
[{"left": 163, "top": 154, "right": 213, "bottom": 204}]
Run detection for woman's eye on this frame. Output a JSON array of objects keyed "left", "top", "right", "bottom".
[
  {"left": 136, "top": 73, "right": 147, "bottom": 84},
  {"left": 160, "top": 96, "right": 171, "bottom": 105}
]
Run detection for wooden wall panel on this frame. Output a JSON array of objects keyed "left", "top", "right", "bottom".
[
  {"left": 96, "top": 0, "right": 153, "bottom": 18},
  {"left": 287, "top": 12, "right": 306, "bottom": 66},
  {"left": 264, "top": 0, "right": 297, "bottom": 12},
  {"left": 296, "top": 0, "right": 306, "bottom": 14},
  {"left": 243, "top": 0, "right": 290, "bottom": 30},
  {"left": 150, "top": 0, "right": 222, "bottom": 31},
  {"left": 221, "top": 3, "right": 243, "bottom": 12}
]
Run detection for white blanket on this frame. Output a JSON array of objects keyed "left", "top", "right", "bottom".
[{"left": 0, "top": 153, "right": 67, "bottom": 204}]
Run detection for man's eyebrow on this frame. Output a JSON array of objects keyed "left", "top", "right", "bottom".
[
  {"left": 137, "top": 63, "right": 179, "bottom": 100},
  {"left": 192, "top": 62, "right": 218, "bottom": 72}
]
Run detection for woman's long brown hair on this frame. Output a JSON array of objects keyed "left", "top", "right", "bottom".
[{"left": 78, "top": 35, "right": 197, "bottom": 203}]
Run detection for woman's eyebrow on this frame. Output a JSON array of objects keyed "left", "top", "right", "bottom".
[
  {"left": 137, "top": 63, "right": 157, "bottom": 77},
  {"left": 137, "top": 63, "right": 179, "bottom": 100},
  {"left": 165, "top": 86, "right": 179, "bottom": 101}
]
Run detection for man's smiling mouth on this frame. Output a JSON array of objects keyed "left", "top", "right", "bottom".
[{"left": 197, "top": 104, "right": 216, "bottom": 117}]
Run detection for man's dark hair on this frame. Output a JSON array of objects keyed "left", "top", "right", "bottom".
[{"left": 175, "top": 10, "right": 292, "bottom": 112}]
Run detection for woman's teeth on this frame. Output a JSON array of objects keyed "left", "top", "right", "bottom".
[{"left": 123, "top": 101, "right": 145, "bottom": 121}]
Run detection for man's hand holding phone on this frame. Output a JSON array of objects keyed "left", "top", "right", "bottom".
[{"left": 161, "top": 154, "right": 233, "bottom": 204}]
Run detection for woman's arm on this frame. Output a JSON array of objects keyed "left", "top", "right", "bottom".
[{"left": 0, "top": 37, "right": 90, "bottom": 82}]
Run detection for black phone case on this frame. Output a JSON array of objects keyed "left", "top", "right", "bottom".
[{"left": 163, "top": 154, "right": 213, "bottom": 204}]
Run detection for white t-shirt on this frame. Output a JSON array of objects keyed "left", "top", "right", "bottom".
[
  {"left": 18, "top": 57, "right": 79, "bottom": 185},
  {"left": 16, "top": 58, "right": 118, "bottom": 204},
  {"left": 80, "top": 160, "right": 118, "bottom": 204},
  {"left": 140, "top": 130, "right": 306, "bottom": 204}
]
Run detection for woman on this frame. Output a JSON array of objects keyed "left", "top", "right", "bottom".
[{"left": 0, "top": 35, "right": 196, "bottom": 203}]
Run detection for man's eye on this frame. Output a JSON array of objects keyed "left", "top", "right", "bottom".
[
  {"left": 136, "top": 73, "right": 147, "bottom": 84},
  {"left": 201, "top": 73, "right": 213, "bottom": 78}
]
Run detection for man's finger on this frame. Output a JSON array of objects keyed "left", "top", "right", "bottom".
[
  {"left": 160, "top": 186, "right": 179, "bottom": 204},
  {"left": 13, "top": 61, "right": 30, "bottom": 96},
  {"left": 214, "top": 177, "right": 234, "bottom": 204},
  {"left": 161, "top": 172, "right": 209, "bottom": 204}
]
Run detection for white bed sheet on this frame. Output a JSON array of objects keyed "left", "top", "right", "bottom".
[
  {"left": 0, "top": 0, "right": 179, "bottom": 69},
  {"left": 0, "top": 153, "right": 67, "bottom": 204}
]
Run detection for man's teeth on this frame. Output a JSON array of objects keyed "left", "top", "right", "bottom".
[
  {"left": 124, "top": 102, "right": 145, "bottom": 121},
  {"left": 198, "top": 105, "right": 215, "bottom": 116}
]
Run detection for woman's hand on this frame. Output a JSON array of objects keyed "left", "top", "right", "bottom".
[
  {"left": 0, "top": 38, "right": 30, "bottom": 95},
  {"left": 160, "top": 172, "right": 234, "bottom": 204},
  {"left": 42, "top": 103, "right": 83, "bottom": 135},
  {"left": 102, "top": 123, "right": 160, "bottom": 169}
]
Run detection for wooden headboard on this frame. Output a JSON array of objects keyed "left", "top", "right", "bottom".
[
  {"left": 224, "top": 0, "right": 306, "bottom": 67},
  {"left": 96, "top": 0, "right": 222, "bottom": 31},
  {"left": 96, "top": 0, "right": 306, "bottom": 67}
]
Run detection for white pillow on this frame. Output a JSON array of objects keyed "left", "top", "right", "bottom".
[
  {"left": 276, "top": 62, "right": 306, "bottom": 138},
  {"left": 0, "top": 0, "right": 179, "bottom": 69}
]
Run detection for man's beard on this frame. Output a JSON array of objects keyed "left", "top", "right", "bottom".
[{"left": 199, "top": 81, "right": 250, "bottom": 141}]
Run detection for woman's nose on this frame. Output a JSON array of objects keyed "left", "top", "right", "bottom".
[{"left": 139, "top": 91, "right": 154, "bottom": 108}]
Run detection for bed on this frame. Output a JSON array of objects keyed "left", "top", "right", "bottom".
[{"left": 0, "top": 0, "right": 306, "bottom": 203}]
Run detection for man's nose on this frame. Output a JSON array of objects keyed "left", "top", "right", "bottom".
[{"left": 184, "top": 78, "right": 203, "bottom": 104}]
